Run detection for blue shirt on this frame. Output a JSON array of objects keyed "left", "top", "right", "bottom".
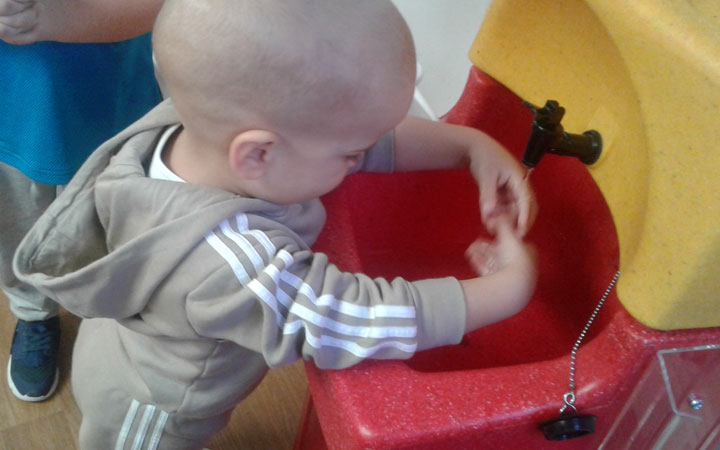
[{"left": 0, "top": 35, "right": 162, "bottom": 185}]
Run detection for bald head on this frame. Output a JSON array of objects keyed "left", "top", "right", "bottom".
[{"left": 153, "top": 0, "right": 415, "bottom": 148}]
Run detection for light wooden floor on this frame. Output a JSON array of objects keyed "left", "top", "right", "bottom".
[{"left": 0, "top": 292, "right": 308, "bottom": 450}]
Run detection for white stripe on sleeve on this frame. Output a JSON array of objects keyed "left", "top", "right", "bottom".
[
  {"left": 287, "top": 302, "right": 416, "bottom": 338},
  {"left": 115, "top": 400, "right": 140, "bottom": 450},
  {"left": 204, "top": 231, "right": 251, "bottom": 284},
  {"left": 220, "top": 220, "right": 265, "bottom": 273},
  {"left": 236, "top": 214, "right": 276, "bottom": 257},
  {"left": 147, "top": 411, "right": 169, "bottom": 450},
  {"left": 204, "top": 217, "right": 420, "bottom": 356},
  {"left": 131, "top": 404, "right": 156, "bottom": 450},
  {"left": 285, "top": 321, "right": 417, "bottom": 357},
  {"left": 247, "top": 279, "right": 285, "bottom": 327}
]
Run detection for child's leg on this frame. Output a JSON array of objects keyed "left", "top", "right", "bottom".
[
  {"left": 78, "top": 402, "right": 225, "bottom": 450},
  {"left": 73, "top": 319, "right": 233, "bottom": 449}
]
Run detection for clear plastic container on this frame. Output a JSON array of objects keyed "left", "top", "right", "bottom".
[{"left": 601, "top": 345, "right": 720, "bottom": 449}]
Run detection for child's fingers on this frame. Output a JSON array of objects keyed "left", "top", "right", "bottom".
[
  {"left": 479, "top": 174, "right": 499, "bottom": 223},
  {"left": 521, "top": 192, "right": 538, "bottom": 236},
  {"left": 465, "top": 240, "right": 497, "bottom": 276},
  {"left": 507, "top": 174, "right": 536, "bottom": 236},
  {"left": 515, "top": 186, "right": 532, "bottom": 235},
  {"left": 492, "top": 215, "right": 516, "bottom": 243}
]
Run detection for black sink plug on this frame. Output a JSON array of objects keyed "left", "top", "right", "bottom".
[{"left": 522, "top": 100, "right": 602, "bottom": 168}]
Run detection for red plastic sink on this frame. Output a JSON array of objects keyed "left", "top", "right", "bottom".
[{"left": 302, "top": 67, "right": 720, "bottom": 450}]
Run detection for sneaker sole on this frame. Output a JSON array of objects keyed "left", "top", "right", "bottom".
[{"left": 6, "top": 357, "right": 60, "bottom": 402}]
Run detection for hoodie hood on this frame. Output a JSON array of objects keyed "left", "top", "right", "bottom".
[{"left": 13, "top": 100, "right": 324, "bottom": 319}]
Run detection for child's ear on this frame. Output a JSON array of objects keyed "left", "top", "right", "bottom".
[{"left": 227, "top": 130, "right": 278, "bottom": 180}]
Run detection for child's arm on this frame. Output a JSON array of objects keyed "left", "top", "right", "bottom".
[
  {"left": 186, "top": 213, "right": 534, "bottom": 370},
  {"left": 393, "top": 115, "right": 535, "bottom": 235},
  {"left": 0, "top": 0, "right": 163, "bottom": 45},
  {"left": 187, "top": 216, "right": 469, "bottom": 370},
  {"left": 461, "top": 216, "right": 536, "bottom": 331}
]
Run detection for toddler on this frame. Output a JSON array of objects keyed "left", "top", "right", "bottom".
[{"left": 14, "top": 0, "right": 536, "bottom": 448}]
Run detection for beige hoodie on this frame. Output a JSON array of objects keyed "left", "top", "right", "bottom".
[{"left": 14, "top": 100, "right": 466, "bottom": 446}]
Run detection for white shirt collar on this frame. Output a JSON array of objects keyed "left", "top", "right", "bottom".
[{"left": 148, "top": 124, "right": 186, "bottom": 183}]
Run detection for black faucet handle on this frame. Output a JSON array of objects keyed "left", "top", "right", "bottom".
[
  {"left": 523, "top": 100, "right": 566, "bottom": 128},
  {"left": 521, "top": 98, "right": 602, "bottom": 168}
]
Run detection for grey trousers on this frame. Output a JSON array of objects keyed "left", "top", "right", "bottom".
[{"left": 0, "top": 161, "right": 61, "bottom": 321}]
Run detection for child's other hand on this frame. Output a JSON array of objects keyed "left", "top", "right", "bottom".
[
  {"left": 465, "top": 215, "right": 535, "bottom": 278},
  {"left": 0, "top": 0, "right": 39, "bottom": 45},
  {"left": 392, "top": 116, "right": 537, "bottom": 235},
  {"left": 482, "top": 179, "right": 538, "bottom": 238},
  {"left": 469, "top": 142, "right": 536, "bottom": 236}
]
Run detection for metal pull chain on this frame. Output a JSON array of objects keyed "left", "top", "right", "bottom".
[{"left": 560, "top": 270, "right": 621, "bottom": 415}]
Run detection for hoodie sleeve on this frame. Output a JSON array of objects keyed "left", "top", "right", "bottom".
[
  {"left": 186, "top": 213, "right": 466, "bottom": 369},
  {"left": 349, "top": 130, "right": 395, "bottom": 174}
]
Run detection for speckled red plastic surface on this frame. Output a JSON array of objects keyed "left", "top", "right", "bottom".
[{"left": 297, "top": 67, "right": 720, "bottom": 449}]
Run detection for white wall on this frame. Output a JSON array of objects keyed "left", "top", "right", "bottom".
[{"left": 392, "top": 0, "right": 492, "bottom": 119}]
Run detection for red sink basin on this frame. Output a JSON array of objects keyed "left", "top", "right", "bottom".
[{"left": 302, "top": 67, "right": 720, "bottom": 450}]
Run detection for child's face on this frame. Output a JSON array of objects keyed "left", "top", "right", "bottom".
[{"left": 261, "top": 89, "right": 412, "bottom": 205}]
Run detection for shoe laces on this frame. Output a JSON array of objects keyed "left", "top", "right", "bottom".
[{"left": 15, "top": 322, "right": 58, "bottom": 357}]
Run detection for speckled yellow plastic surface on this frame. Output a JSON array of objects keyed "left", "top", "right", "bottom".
[{"left": 470, "top": 0, "right": 719, "bottom": 330}]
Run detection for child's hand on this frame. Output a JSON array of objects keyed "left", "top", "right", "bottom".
[
  {"left": 465, "top": 215, "right": 535, "bottom": 277},
  {"left": 468, "top": 141, "right": 536, "bottom": 236},
  {"left": 460, "top": 214, "right": 537, "bottom": 331},
  {"left": 392, "top": 116, "right": 537, "bottom": 235},
  {"left": 0, "top": 0, "right": 39, "bottom": 45}
]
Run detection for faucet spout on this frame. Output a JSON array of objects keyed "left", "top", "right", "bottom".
[{"left": 522, "top": 100, "right": 602, "bottom": 168}]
